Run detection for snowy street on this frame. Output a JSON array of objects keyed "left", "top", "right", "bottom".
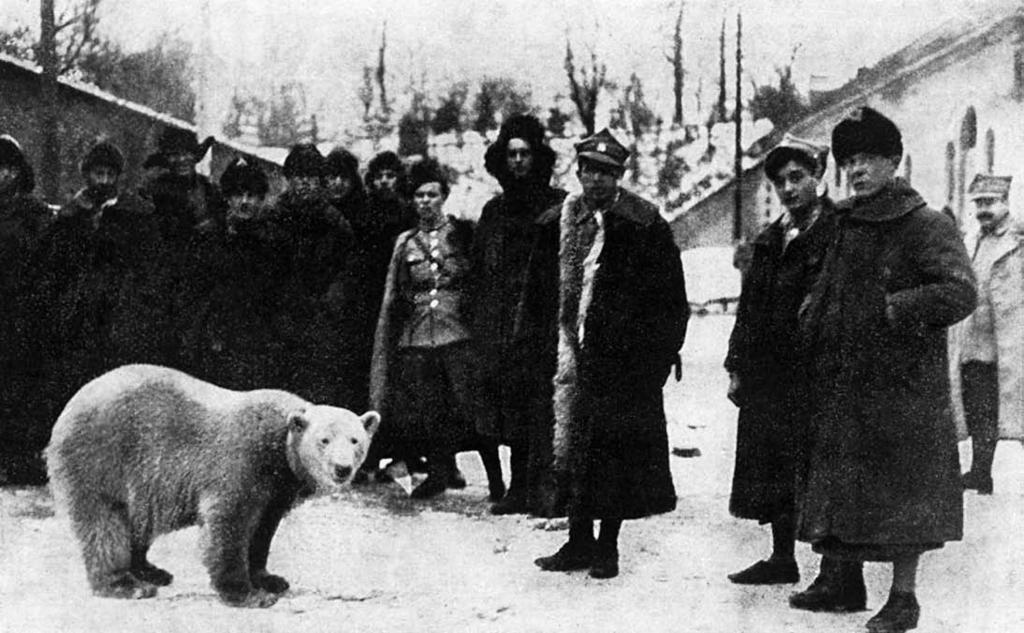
[{"left": 2, "top": 316, "right": 1023, "bottom": 633}]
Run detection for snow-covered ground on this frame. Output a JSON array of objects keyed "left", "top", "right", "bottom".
[{"left": 2, "top": 316, "right": 1023, "bottom": 633}]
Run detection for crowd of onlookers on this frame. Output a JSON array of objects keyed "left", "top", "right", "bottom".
[{"left": 0, "top": 126, "right": 423, "bottom": 487}]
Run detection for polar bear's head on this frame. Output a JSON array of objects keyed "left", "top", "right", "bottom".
[{"left": 285, "top": 405, "right": 380, "bottom": 492}]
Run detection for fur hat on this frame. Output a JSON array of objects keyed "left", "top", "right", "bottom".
[
  {"left": 143, "top": 127, "right": 214, "bottom": 169},
  {"left": 0, "top": 134, "right": 35, "bottom": 193},
  {"left": 283, "top": 143, "right": 325, "bottom": 179},
  {"left": 764, "top": 133, "right": 829, "bottom": 180},
  {"left": 407, "top": 158, "right": 450, "bottom": 197},
  {"left": 484, "top": 114, "right": 557, "bottom": 184},
  {"left": 219, "top": 156, "right": 269, "bottom": 198},
  {"left": 365, "top": 151, "right": 404, "bottom": 182},
  {"left": 831, "top": 106, "right": 903, "bottom": 166},
  {"left": 325, "top": 148, "right": 360, "bottom": 180},
  {"left": 80, "top": 140, "right": 125, "bottom": 175}
]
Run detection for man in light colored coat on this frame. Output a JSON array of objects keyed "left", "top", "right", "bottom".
[{"left": 958, "top": 174, "right": 1024, "bottom": 495}]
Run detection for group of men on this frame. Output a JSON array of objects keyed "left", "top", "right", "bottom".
[
  {"left": 0, "top": 101, "right": 1015, "bottom": 629},
  {"left": 726, "top": 105, "right": 1022, "bottom": 633},
  {"left": 0, "top": 127, "right": 418, "bottom": 486}
]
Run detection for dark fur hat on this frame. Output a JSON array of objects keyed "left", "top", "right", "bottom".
[
  {"left": 81, "top": 140, "right": 125, "bottom": 175},
  {"left": 407, "top": 158, "right": 451, "bottom": 197},
  {"left": 484, "top": 114, "right": 557, "bottom": 184},
  {"left": 325, "top": 147, "right": 360, "bottom": 180},
  {"left": 365, "top": 151, "right": 403, "bottom": 181},
  {"left": 0, "top": 134, "right": 35, "bottom": 193},
  {"left": 283, "top": 143, "right": 325, "bottom": 179},
  {"left": 219, "top": 156, "right": 269, "bottom": 198},
  {"left": 143, "top": 127, "right": 214, "bottom": 169},
  {"left": 831, "top": 106, "right": 903, "bottom": 166}
]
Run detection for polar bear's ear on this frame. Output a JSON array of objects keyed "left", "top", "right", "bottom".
[
  {"left": 360, "top": 411, "right": 381, "bottom": 436},
  {"left": 288, "top": 411, "right": 310, "bottom": 433}
]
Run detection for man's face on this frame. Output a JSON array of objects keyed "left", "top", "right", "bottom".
[
  {"left": 413, "top": 181, "right": 446, "bottom": 223},
  {"left": 0, "top": 164, "right": 20, "bottom": 195},
  {"left": 326, "top": 174, "right": 355, "bottom": 201},
  {"left": 577, "top": 159, "right": 621, "bottom": 206},
  {"left": 973, "top": 196, "right": 1009, "bottom": 231},
  {"left": 227, "top": 191, "right": 263, "bottom": 224},
  {"left": 842, "top": 152, "right": 898, "bottom": 199},
  {"left": 506, "top": 138, "right": 534, "bottom": 180},
  {"left": 372, "top": 169, "right": 399, "bottom": 195},
  {"left": 770, "top": 160, "right": 819, "bottom": 213},
  {"left": 85, "top": 165, "right": 120, "bottom": 201},
  {"left": 165, "top": 150, "right": 197, "bottom": 178},
  {"left": 288, "top": 175, "right": 321, "bottom": 198}
]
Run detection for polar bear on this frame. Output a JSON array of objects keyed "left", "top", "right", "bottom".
[{"left": 45, "top": 364, "right": 379, "bottom": 608}]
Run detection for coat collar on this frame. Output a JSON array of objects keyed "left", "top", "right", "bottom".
[
  {"left": 753, "top": 196, "right": 835, "bottom": 247},
  {"left": 835, "top": 177, "right": 925, "bottom": 223},
  {"left": 966, "top": 219, "right": 1022, "bottom": 265}
]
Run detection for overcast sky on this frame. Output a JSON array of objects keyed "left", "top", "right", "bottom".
[{"left": 2, "top": 0, "right": 1007, "bottom": 136}]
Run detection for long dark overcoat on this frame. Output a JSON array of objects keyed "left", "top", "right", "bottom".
[
  {"left": 797, "top": 179, "right": 976, "bottom": 558},
  {"left": 39, "top": 193, "right": 167, "bottom": 395},
  {"left": 472, "top": 184, "right": 567, "bottom": 441},
  {"left": 725, "top": 200, "right": 836, "bottom": 523},
  {"left": 178, "top": 216, "right": 285, "bottom": 391},
  {"left": 0, "top": 192, "right": 53, "bottom": 480},
  {"left": 267, "top": 190, "right": 354, "bottom": 405},
  {"left": 534, "top": 191, "right": 688, "bottom": 521}
]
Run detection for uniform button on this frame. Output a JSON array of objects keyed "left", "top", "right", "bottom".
[
  {"left": 430, "top": 262, "right": 439, "bottom": 271},
  {"left": 429, "top": 299, "right": 439, "bottom": 308},
  {"left": 431, "top": 249, "right": 441, "bottom": 257},
  {"left": 430, "top": 288, "right": 438, "bottom": 296}
]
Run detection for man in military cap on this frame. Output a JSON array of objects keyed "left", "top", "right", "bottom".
[
  {"left": 725, "top": 134, "right": 839, "bottom": 589},
  {"left": 957, "top": 174, "right": 1023, "bottom": 495},
  {"left": 796, "top": 106, "right": 976, "bottom": 632},
  {"left": 525, "top": 128, "right": 689, "bottom": 579}
]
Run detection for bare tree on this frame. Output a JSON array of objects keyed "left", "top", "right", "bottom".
[
  {"left": 39, "top": 0, "right": 61, "bottom": 200},
  {"left": 715, "top": 17, "right": 727, "bottom": 124},
  {"left": 564, "top": 37, "right": 607, "bottom": 136},
  {"left": 664, "top": 1, "right": 685, "bottom": 127},
  {"left": 375, "top": 22, "right": 390, "bottom": 115},
  {"left": 53, "top": 0, "right": 105, "bottom": 74}
]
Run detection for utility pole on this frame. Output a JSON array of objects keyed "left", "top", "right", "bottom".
[
  {"left": 39, "top": 0, "right": 60, "bottom": 201},
  {"left": 732, "top": 8, "right": 743, "bottom": 242}
]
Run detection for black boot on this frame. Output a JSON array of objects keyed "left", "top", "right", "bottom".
[
  {"left": 411, "top": 451, "right": 452, "bottom": 499},
  {"left": 866, "top": 591, "right": 920, "bottom": 632},
  {"left": 789, "top": 558, "right": 867, "bottom": 612},
  {"left": 963, "top": 436, "right": 996, "bottom": 495},
  {"left": 535, "top": 518, "right": 595, "bottom": 572}
]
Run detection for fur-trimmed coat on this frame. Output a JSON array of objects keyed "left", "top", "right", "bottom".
[
  {"left": 524, "top": 190, "right": 688, "bottom": 520},
  {"left": 797, "top": 179, "right": 976, "bottom": 555}
]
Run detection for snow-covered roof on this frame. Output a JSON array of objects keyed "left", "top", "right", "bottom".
[{"left": 0, "top": 52, "right": 282, "bottom": 166}]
